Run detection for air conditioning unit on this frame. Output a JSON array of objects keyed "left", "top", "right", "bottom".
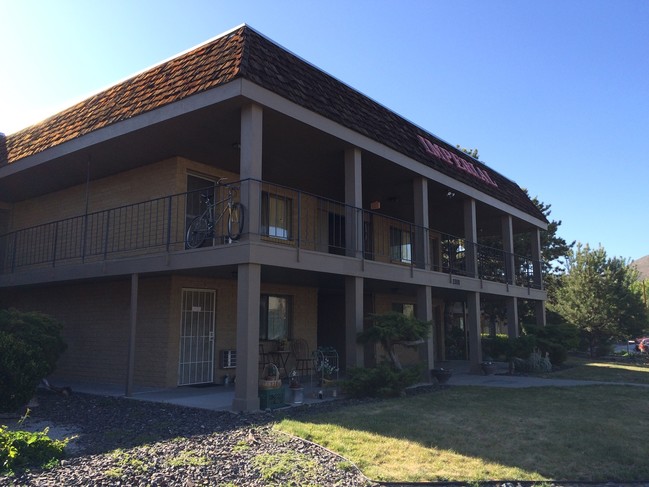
[{"left": 221, "top": 350, "right": 236, "bottom": 369}]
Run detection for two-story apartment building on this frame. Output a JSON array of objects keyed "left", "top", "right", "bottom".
[{"left": 0, "top": 25, "right": 547, "bottom": 412}]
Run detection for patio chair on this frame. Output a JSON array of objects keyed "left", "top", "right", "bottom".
[{"left": 291, "top": 338, "right": 314, "bottom": 382}]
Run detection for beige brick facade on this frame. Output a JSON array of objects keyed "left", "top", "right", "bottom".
[{"left": 1, "top": 274, "right": 319, "bottom": 389}]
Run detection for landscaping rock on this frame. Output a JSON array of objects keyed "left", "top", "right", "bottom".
[{"left": 1, "top": 391, "right": 375, "bottom": 486}]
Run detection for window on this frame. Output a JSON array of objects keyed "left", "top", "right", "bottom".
[
  {"left": 261, "top": 192, "right": 292, "bottom": 239},
  {"left": 259, "top": 295, "right": 292, "bottom": 340},
  {"left": 390, "top": 226, "right": 412, "bottom": 263},
  {"left": 392, "top": 303, "right": 415, "bottom": 318}
]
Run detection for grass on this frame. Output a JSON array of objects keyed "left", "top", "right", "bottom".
[
  {"left": 277, "top": 357, "right": 649, "bottom": 483},
  {"left": 539, "top": 355, "right": 649, "bottom": 383},
  {"left": 251, "top": 452, "right": 321, "bottom": 486}
]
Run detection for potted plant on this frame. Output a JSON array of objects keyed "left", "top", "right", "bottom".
[
  {"left": 481, "top": 361, "right": 498, "bottom": 375},
  {"left": 431, "top": 367, "right": 452, "bottom": 384},
  {"left": 316, "top": 358, "right": 339, "bottom": 387},
  {"left": 288, "top": 370, "right": 304, "bottom": 404}
]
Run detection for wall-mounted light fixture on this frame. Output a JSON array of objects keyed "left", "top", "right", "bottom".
[{"left": 370, "top": 200, "right": 381, "bottom": 210}]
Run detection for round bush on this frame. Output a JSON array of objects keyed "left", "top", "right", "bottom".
[{"left": 0, "top": 309, "right": 66, "bottom": 413}]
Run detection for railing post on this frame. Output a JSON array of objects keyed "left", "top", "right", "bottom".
[
  {"left": 11, "top": 232, "right": 17, "bottom": 273},
  {"left": 166, "top": 195, "right": 173, "bottom": 252},
  {"left": 103, "top": 212, "right": 111, "bottom": 260},
  {"left": 297, "top": 190, "right": 302, "bottom": 254},
  {"left": 409, "top": 222, "right": 414, "bottom": 274},
  {"left": 52, "top": 221, "right": 59, "bottom": 267},
  {"left": 81, "top": 214, "right": 88, "bottom": 263}
]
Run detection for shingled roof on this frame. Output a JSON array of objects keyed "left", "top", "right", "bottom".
[{"left": 3, "top": 25, "right": 546, "bottom": 223}]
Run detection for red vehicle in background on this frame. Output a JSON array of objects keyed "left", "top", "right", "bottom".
[{"left": 635, "top": 338, "right": 649, "bottom": 353}]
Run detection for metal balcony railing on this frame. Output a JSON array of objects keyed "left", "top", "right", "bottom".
[{"left": 0, "top": 178, "right": 543, "bottom": 289}]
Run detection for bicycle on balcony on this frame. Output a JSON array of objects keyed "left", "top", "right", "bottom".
[{"left": 185, "top": 179, "right": 245, "bottom": 248}]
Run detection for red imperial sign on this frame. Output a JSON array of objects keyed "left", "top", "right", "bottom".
[{"left": 417, "top": 135, "right": 498, "bottom": 188}]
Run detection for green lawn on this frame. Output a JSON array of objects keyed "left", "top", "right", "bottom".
[
  {"left": 277, "top": 360, "right": 649, "bottom": 483},
  {"left": 540, "top": 355, "right": 649, "bottom": 383}
]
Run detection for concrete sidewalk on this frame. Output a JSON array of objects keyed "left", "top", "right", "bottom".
[{"left": 44, "top": 361, "right": 647, "bottom": 413}]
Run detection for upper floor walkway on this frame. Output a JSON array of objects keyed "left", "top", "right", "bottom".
[{"left": 0, "top": 179, "right": 544, "bottom": 294}]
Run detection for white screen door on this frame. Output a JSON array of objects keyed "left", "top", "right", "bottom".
[{"left": 178, "top": 289, "right": 216, "bottom": 385}]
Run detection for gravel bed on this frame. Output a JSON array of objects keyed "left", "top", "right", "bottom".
[{"left": 1, "top": 390, "right": 377, "bottom": 486}]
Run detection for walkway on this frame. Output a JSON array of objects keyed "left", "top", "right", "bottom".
[{"left": 47, "top": 360, "right": 645, "bottom": 413}]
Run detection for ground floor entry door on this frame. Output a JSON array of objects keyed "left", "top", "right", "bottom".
[{"left": 178, "top": 289, "right": 216, "bottom": 385}]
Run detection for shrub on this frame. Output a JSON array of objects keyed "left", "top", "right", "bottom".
[
  {"left": 511, "top": 349, "right": 552, "bottom": 373},
  {"left": 0, "top": 420, "right": 68, "bottom": 475},
  {"left": 357, "top": 312, "right": 430, "bottom": 370},
  {"left": 481, "top": 334, "right": 511, "bottom": 361},
  {"left": 341, "top": 362, "right": 422, "bottom": 398},
  {"left": 522, "top": 323, "right": 577, "bottom": 365},
  {"left": 0, "top": 309, "right": 66, "bottom": 413}
]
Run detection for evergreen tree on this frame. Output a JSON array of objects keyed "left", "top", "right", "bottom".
[{"left": 552, "top": 244, "right": 647, "bottom": 355}]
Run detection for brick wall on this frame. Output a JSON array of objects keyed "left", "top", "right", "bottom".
[{"left": 3, "top": 276, "right": 173, "bottom": 387}]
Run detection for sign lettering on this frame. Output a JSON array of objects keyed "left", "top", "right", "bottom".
[{"left": 417, "top": 135, "right": 498, "bottom": 188}]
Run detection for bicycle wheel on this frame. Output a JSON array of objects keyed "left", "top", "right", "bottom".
[
  {"left": 186, "top": 215, "right": 210, "bottom": 248},
  {"left": 227, "top": 203, "right": 244, "bottom": 240}
]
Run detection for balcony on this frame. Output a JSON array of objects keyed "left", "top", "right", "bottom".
[{"left": 0, "top": 179, "right": 543, "bottom": 289}]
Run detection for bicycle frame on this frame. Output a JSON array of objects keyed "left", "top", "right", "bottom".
[
  {"left": 186, "top": 181, "right": 242, "bottom": 248},
  {"left": 202, "top": 185, "right": 237, "bottom": 230}
]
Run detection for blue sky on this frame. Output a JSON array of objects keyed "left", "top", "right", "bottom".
[{"left": 2, "top": 0, "right": 648, "bottom": 261}]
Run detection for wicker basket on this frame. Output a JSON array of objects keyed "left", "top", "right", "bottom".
[{"left": 258, "top": 363, "right": 282, "bottom": 390}]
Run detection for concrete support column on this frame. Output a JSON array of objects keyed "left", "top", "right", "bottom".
[
  {"left": 531, "top": 228, "right": 543, "bottom": 290},
  {"left": 344, "top": 148, "right": 362, "bottom": 258},
  {"left": 240, "top": 103, "right": 263, "bottom": 240},
  {"left": 506, "top": 296, "right": 519, "bottom": 340},
  {"left": 416, "top": 285, "right": 434, "bottom": 379},
  {"left": 125, "top": 273, "right": 139, "bottom": 397},
  {"left": 464, "top": 198, "right": 478, "bottom": 278},
  {"left": 232, "top": 263, "right": 261, "bottom": 412},
  {"left": 466, "top": 291, "right": 483, "bottom": 373},
  {"left": 345, "top": 276, "right": 364, "bottom": 368},
  {"left": 413, "top": 177, "right": 429, "bottom": 270},
  {"left": 501, "top": 215, "right": 515, "bottom": 285},
  {"left": 535, "top": 300, "right": 547, "bottom": 327}
]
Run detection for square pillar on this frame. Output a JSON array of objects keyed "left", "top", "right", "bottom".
[
  {"left": 466, "top": 291, "right": 483, "bottom": 372},
  {"left": 240, "top": 103, "right": 263, "bottom": 240},
  {"left": 531, "top": 228, "right": 543, "bottom": 290},
  {"left": 125, "top": 273, "right": 139, "bottom": 397},
  {"left": 535, "top": 300, "right": 547, "bottom": 327},
  {"left": 501, "top": 215, "right": 515, "bottom": 285},
  {"left": 232, "top": 263, "right": 261, "bottom": 412},
  {"left": 416, "top": 285, "right": 434, "bottom": 379},
  {"left": 463, "top": 198, "right": 478, "bottom": 277},
  {"left": 345, "top": 276, "right": 364, "bottom": 368},
  {"left": 344, "top": 148, "right": 362, "bottom": 258},
  {"left": 413, "top": 177, "right": 429, "bottom": 270},
  {"left": 506, "top": 296, "right": 519, "bottom": 339}
]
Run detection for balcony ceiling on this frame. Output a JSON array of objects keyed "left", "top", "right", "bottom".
[{"left": 1, "top": 94, "right": 536, "bottom": 236}]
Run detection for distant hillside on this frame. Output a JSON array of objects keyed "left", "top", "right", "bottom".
[{"left": 632, "top": 255, "right": 649, "bottom": 280}]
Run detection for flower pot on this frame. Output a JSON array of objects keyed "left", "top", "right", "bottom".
[
  {"left": 431, "top": 368, "right": 452, "bottom": 384},
  {"left": 481, "top": 362, "right": 498, "bottom": 375},
  {"left": 290, "top": 387, "right": 304, "bottom": 404}
]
